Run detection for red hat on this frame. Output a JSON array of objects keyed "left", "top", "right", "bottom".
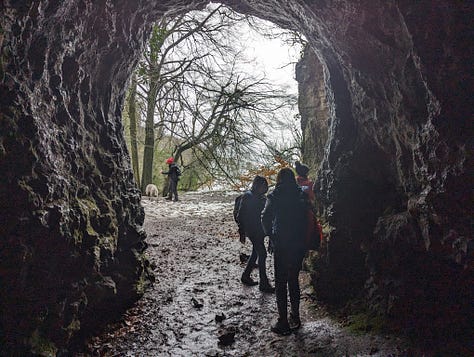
[{"left": 166, "top": 157, "right": 174, "bottom": 164}]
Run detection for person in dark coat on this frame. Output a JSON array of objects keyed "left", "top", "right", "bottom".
[
  {"left": 236, "top": 175, "right": 274, "bottom": 293},
  {"left": 161, "top": 157, "right": 180, "bottom": 202},
  {"left": 262, "top": 167, "right": 311, "bottom": 335}
]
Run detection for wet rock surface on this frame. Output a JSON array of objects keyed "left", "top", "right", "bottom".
[
  {"left": 291, "top": 2, "right": 473, "bottom": 337},
  {"left": 84, "top": 191, "right": 409, "bottom": 356}
]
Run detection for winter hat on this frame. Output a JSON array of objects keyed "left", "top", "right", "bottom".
[
  {"left": 166, "top": 157, "right": 174, "bottom": 164},
  {"left": 295, "top": 161, "right": 310, "bottom": 177}
]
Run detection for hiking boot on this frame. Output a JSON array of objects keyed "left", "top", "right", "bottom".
[
  {"left": 289, "top": 313, "right": 301, "bottom": 330},
  {"left": 165, "top": 197, "right": 172, "bottom": 201},
  {"left": 259, "top": 283, "right": 275, "bottom": 293},
  {"left": 241, "top": 276, "right": 258, "bottom": 286},
  {"left": 271, "top": 319, "right": 291, "bottom": 335}
]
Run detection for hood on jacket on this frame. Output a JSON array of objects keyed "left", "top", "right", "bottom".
[{"left": 295, "top": 161, "right": 309, "bottom": 177}]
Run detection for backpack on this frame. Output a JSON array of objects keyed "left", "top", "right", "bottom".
[
  {"left": 233, "top": 194, "right": 243, "bottom": 223},
  {"left": 233, "top": 191, "right": 254, "bottom": 224}
]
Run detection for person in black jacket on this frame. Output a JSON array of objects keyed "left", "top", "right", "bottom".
[
  {"left": 161, "top": 157, "right": 180, "bottom": 202},
  {"left": 236, "top": 175, "right": 274, "bottom": 293},
  {"left": 262, "top": 167, "right": 311, "bottom": 335}
]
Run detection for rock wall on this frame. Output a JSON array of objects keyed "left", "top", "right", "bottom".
[
  {"left": 292, "top": 0, "right": 473, "bottom": 337},
  {"left": 0, "top": 1, "right": 161, "bottom": 354},
  {"left": 0, "top": 0, "right": 472, "bottom": 353},
  {"left": 296, "top": 46, "right": 329, "bottom": 178}
]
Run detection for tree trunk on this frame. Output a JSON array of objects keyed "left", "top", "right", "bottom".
[
  {"left": 128, "top": 73, "right": 140, "bottom": 185},
  {"left": 141, "top": 84, "right": 158, "bottom": 192}
]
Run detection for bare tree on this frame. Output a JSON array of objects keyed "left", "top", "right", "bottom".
[
  {"left": 131, "top": 4, "right": 302, "bottom": 191},
  {"left": 137, "top": 5, "right": 236, "bottom": 192},
  {"left": 165, "top": 65, "right": 297, "bottom": 181}
]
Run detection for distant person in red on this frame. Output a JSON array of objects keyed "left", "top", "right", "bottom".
[
  {"left": 295, "top": 161, "right": 315, "bottom": 203},
  {"left": 161, "top": 157, "right": 181, "bottom": 202}
]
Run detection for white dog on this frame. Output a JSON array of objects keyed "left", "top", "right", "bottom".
[{"left": 145, "top": 184, "right": 159, "bottom": 200}]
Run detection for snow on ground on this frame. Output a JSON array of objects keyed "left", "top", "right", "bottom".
[{"left": 85, "top": 191, "right": 410, "bottom": 356}]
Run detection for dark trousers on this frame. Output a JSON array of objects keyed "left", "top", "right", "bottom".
[
  {"left": 242, "top": 236, "right": 268, "bottom": 285},
  {"left": 274, "top": 248, "right": 305, "bottom": 321},
  {"left": 167, "top": 179, "right": 178, "bottom": 201}
]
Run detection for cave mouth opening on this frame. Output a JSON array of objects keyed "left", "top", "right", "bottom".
[{"left": 123, "top": 2, "right": 307, "bottom": 195}]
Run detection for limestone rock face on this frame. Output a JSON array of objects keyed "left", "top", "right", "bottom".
[
  {"left": 0, "top": 0, "right": 472, "bottom": 353},
  {"left": 296, "top": 46, "right": 329, "bottom": 176},
  {"left": 292, "top": 0, "right": 472, "bottom": 335},
  {"left": 0, "top": 1, "right": 161, "bottom": 354}
]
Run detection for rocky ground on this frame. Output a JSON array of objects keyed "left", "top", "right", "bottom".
[{"left": 83, "top": 190, "right": 411, "bottom": 356}]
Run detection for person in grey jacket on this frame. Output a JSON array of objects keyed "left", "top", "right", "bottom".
[
  {"left": 236, "top": 175, "right": 274, "bottom": 293},
  {"left": 262, "top": 167, "right": 311, "bottom": 335}
]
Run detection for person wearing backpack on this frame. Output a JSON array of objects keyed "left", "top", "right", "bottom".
[
  {"left": 261, "top": 167, "right": 312, "bottom": 335},
  {"left": 235, "top": 175, "right": 275, "bottom": 293},
  {"left": 161, "top": 157, "right": 181, "bottom": 202}
]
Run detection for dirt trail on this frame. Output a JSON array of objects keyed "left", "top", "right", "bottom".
[{"left": 87, "top": 191, "right": 408, "bottom": 356}]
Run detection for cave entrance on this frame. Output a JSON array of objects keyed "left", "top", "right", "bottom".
[{"left": 123, "top": 3, "right": 307, "bottom": 195}]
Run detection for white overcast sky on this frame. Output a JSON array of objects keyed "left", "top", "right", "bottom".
[
  {"left": 196, "top": 2, "right": 303, "bottom": 94},
  {"left": 235, "top": 19, "right": 302, "bottom": 95}
]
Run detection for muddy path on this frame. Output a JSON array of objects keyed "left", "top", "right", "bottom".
[{"left": 86, "top": 191, "right": 409, "bottom": 356}]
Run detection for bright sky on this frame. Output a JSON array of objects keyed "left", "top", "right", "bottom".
[{"left": 235, "top": 18, "right": 303, "bottom": 94}]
